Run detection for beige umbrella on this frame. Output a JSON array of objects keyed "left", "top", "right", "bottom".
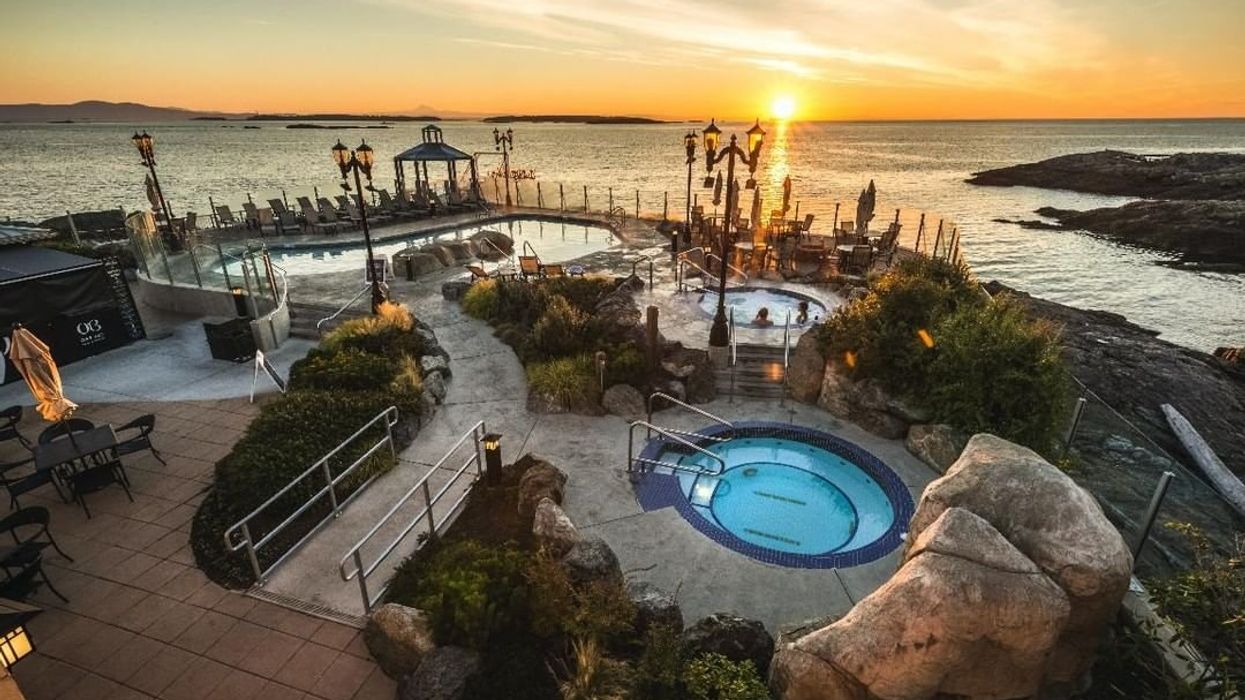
[
  {"left": 8, "top": 326, "right": 77, "bottom": 423},
  {"left": 781, "top": 175, "right": 792, "bottom": 214}
]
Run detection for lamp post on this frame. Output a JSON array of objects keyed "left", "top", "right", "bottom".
[
  {"left": 332, "top": 140, "right": 385, "bottom": 314},
  {"left": 681, "top": 131, "right": 697, "bottom": 257},
  {"left": 702, "top": 119, "right": 765, "bottom": 347},
  {"left": 493, "top": 128, "right": 514, "bottom": 207},
  {"left": 131, "top": 131, "right": 179, "bottom": 249}
]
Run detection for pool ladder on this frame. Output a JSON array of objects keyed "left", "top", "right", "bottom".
[{"left": 626, "top": 392, "right": 735, "bottom": 477}]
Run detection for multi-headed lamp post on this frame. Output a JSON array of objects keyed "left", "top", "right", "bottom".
[
  {"left": 332, "top": 140, "right": 385, "bottom": 314},
  {"left": 681, "top": 131, "right": 697, "bottom": 256},
  {"left": 131, "top": 131, "right": 177, "bottom": 244},
  {"left": 493, "top": 128, "right": 515, "bottom": 207},
  {"left": 702, "top": 118, "right": 765, "bottom": 347}
]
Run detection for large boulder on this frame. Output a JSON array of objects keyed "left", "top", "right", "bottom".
[
  {"left": 787, "top": 332, "right": 826, "bottom": 404},
  {"left": 661, "top": 347, "right": 716, "bottom": 404},
  {"left": 423, "top": 372, "right": 447, "bottom": 405},
  {"left": 908, "top": 434, "right": 1133, "bottom": 687},
  {"left": 397, "top": 646, "right": 480, "bottom": 700},
  {"left": 602, "top": 384, "right": 646, "bottom": 420},
  {"left": 363, "top": 603, "right": 437, "bottom": 679},
  {"left": 532, "top": 497, "right": 579, "bottom": 557},
  {"left": 420, "top": 354, "right": 451, "bottom": 379},
  {"left": 561, "top": 535, "right": 623, "bottom": 588},
  {"left": 516, "top": 456, "right": 568, "bottom": 517},
  {"left": 683, "top": 614, "right": 775, "bottom": 677},
  {"left": 405, "top": 252, "right": 445, "bottom": 278},
  {"left": 904, "top": 424, "right": 967, "bottom": 473},
  {"left": 427, "top": 244, "right": 457, "bottom": 267},
  {"left": 817, "top": 364, "right": 855, "bottom": 419},
  {"left": 441, "top": 280, "right": 471, "bottom": 301},
  {"left": 771, "top": 508, "right": 1071, "bottom": 700},
  {"left": 627, "top": 580, "right": 683, "bottom": 635},
  {"left": 470, "top": 230, "right": 514, "bottom": 260}
]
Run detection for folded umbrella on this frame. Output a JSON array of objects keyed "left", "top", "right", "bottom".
[{"left": 8, "top": 325, "right": 77, "bottom": 423}]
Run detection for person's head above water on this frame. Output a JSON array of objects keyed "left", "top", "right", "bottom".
[
  {"left": 756, "top": 307, "right": 769, "bottom": 320},
  {"left": 798, "top": 301, "right": 809, "bottom": 313}
]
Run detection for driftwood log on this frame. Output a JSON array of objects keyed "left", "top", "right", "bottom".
[{"left": 1161, "top": 403, "right": 1245, "bottom": 518}]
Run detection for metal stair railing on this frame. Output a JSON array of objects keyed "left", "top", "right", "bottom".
[
  {"left": 315, "top": 283, "right": 382, "bottom": 335},
  {"left": 339, "top": 421, "right": 488, "bottom": 612},
  {"left": 627, "top": 421, "right": 726, "bottom": 476},
  {"left": 645, "top": 391, "right": 735, "bottom": 442},
  {"left": 705, "top": 252, "right": 749, "bottom": 282},
  {"left": 781, "top": 310, "right": 792, "bottom": 406},
  {"left": 728, "top": 307, "right": 737, "bottom": 404},
  {"left": 223, "top": 406, "right": 400, "bottom": 585},
  {"left": 677, "top": 258, "right": 723, "bottom": 293}
]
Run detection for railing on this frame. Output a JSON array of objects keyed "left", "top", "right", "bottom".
[
  {"left": 728, "top": 308, "right": 737, "bottom": 403},
  {"left": 316, "top": 283, "right": 375, "bottom": 335},
  {"left": 627, "top": 421, "right": 727, "bottom": 477},
  {"left": 631, "top": 254, "right": 655, "bottom": 290},
  {"left": 781, "top": 310, "right": 792, "bottom": 406},
  {"left": 339, "top": 421, "right": 488, "bottom": 612},
  {"left": 677, "top": 259, "right": 722, "bottom": 294},
  {"left": 223, "top": 406, "right": 400, "bottom": 584},
  {"left": 645, "top": 391, "right": 735, "bottom": 442},
  {"left": 705, "top": 253, "right": 749, "bottom": 282}
]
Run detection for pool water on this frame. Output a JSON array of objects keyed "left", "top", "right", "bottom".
[
  {"left": 697, "top": 288, "right": 827, "bottom": 328},
  {"left": 229, "top": 217, "right": 615, "bottom": 276}
]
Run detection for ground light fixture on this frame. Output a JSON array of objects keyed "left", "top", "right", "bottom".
[
  {"left": 331, "top": 140, "right": 385, "bottom": 314},
  {"left": 701, "top": 118, "right": 766, "bottom": 347},
  {"left": 0, "top": 598, "right": 40, "bottom": 669},
  {"left": 482, "top": 432, "right": 503, "bottom": 485}
]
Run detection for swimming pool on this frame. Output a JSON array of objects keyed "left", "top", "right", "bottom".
[
  {"left": 633, "top": 422, "right": 912, "bottom": 568},
  {"left": 234, "top": 217, "right": 615, "bottom": 276},
  {"left": 697, "top": 287, "right": 828, "bottom": 328}
]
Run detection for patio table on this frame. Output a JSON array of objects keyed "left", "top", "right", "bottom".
[{"left": 34, "top": 426, "right": 119, "bottom": 477}]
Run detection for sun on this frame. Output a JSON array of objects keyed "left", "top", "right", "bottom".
[{"left": 771, "top": 95, "right": 797, "bottom": 121}]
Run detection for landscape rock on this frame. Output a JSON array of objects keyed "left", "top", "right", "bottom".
[
  {"left": 532, "top": 497, "right": 579, "bottom": 557},
  {"left": 905, "top": 423, "right": 967, "bottom": 473},
  {"left": 602, "top": 383, "right": 646, "bottom": 420},
  {"left": 363, "top": 603, "right": 437, "bottom": 679},
  {"left": 683, "top": 613, "right": 775, "bottom": 677},
  {"left": 427, "top": 244, "right": 457, "bottom": 267},
  {"left": 771, "top": 507, "right": 1071, "bottom": 700},
  {"left": 405, "top": 252, "right": 444, "bottom": 278},
  {"left": 416, "top": 327, "right": 450, "bottom": 363},
  {"left": 660, "top": 379, "right": 686, "bottom": 403},
  {"left": 516, "top": 457, "right": 568, "bottom": 517},
  {"left": 851, "top": 409, "right": 909, "bottom": 441},
  {"left": 909, "top": 434, "right": 1133, "bottom": 686},
  {"left": 397, "top": 646, "right": 480, "bottom": 700},
  {"left": 470, "top": 229, "right": 514, "bottom": 259},
  {"left": 441, "top": 241, "right": 474, "bottom": 263},
  {"left": 420, "top": 355, "right": 451, "bottom": 379},
  {"left": 662, "top": 347, "right": 716, "bottom": 403},
  {"left": 816, "top": 364, "right": 855, "bottom": 419},
  {"left": 441, "top": 280, "right": 471, "bottom": 301},
  {"left": 787, "top": 331, "right": 826, "bottom": 404},
  {"left": 626, "top": 580, "right": 683, "bottom": 635},
  {"left": 423, "top": 372, "right": 447, "bottom": 404},
  {"left": 561, "top": 535, "right": 623, "bottom": 588}
]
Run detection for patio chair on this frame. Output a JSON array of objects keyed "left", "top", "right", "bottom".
[
  {"left": 0, "top": 507, "right": 73, "bottom": 562},
  {"left": 241, "top": 203, "right": 278, "bottom": 236},
  {"left": 518, "top": 256, "right": 542, "bottom": 280},
  {"left": 377, "top": 189, "right": 411, "bottom": 217},
  {"left": 115, "top": 414, "right": 165, "bottom": 465},
  {"left": 800, "top": 214, "right": 815, "bottom": 235},
  {"left": 0, "top": 406, "right": 30, "bottom": 449},
  {"left": 68, "top": 458, "right": 133, "bottom": 519},
  {"left": 843, "top": 245, "right": 873, "bottom": 274},
  {"left": 0, "top": 457, "right": 57, "bottom": 510},
  {"left": 215, "top": 205, "right": 240, "bottom": 228},
  {"left": 298, "top": 198, "right": 337, "bottom": 234},
  {"left": 319, "top": 200, "right": 352, "bottom": 230},
  {"left": 465, "top": 264, "right": 493, "bottom": 282},
  {"left": 0, "top": 550, "right": 68, "bottom": 603},
  {"left": 37, "top": 419, "right": 96, "bottom": 445}
]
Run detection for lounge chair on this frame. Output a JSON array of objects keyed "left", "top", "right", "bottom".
[
  {"left": 298, "top": 197, "right": 336, "bottom": 234},
  {"left": 542, "top": 264, "right": 565, "bottom": 278},
  {"left": 465, "top": 264, "right": 492, "bottom": 282},
  {"left": 183, "top": 212, "right": 199, "bottom": 233},
  {"left": 215, "top": 205, "right": 240, "bottom": 228},
  {"left": 241, "top": 203, "right": 278, "bottom": 236},
  {"left": 318, "top": 201, "right": 349, "bottom": 231},
  {"left": 269, "top": 198, "right": 298, "bottom": 223},
  {"left": 518, "top": 255, "right": 541, "bottom": 280},
  {"left": 377, "top": 189, "right": 414, "bottom": 217}
]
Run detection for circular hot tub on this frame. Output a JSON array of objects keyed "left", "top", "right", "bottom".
[{"left": 696, "top": 287, "right": 828, "bottom": 328}]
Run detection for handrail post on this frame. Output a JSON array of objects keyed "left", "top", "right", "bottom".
[
  {"left": 241, "top": 523, "right": 264, "bottom": 584},
  {"left": 1061, "top": 396, "right": 1088, "bottom": 459},
  {"left": 354, "top": 550, "right": 371, "bottom": 612},
  {"left": 324, "top": 461, "right": 340, "bottom": 515}
]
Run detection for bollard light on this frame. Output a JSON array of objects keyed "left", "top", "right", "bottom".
[
  {"left": 0, "top": 599, "right": 41, "bottom": 669},
  {"left": 482, "top": 432, "right": 503, "bottom": 485}
]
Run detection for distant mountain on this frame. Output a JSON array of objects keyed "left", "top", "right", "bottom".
[{"left": 0, "top": 100, "right": 242, "bottom": 122}]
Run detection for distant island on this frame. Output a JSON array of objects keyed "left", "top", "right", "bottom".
[
  {"left": 0, "top": 100, "right": 235, "bottom": 122},
  {"left": 285, "top": 123, "right": 392, "bottom": 130},
  {"left": 482, "top": 115, "right": 667, "bottom": 125},
  {"left": 250, "top": 114, "right": 438, "bottom": 122}
]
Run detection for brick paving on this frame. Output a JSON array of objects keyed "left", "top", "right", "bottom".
[{"left": 1, "top": 399, "right": 395, "bottom": 700}]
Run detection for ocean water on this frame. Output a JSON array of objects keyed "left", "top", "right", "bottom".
[{"left": 1, "top": 119, "right": 1242, "bottom": 350}]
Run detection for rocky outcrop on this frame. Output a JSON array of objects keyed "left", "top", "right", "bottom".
[
  {"left": 787, "top": 331, "right": 826, "bottom": 403},
  {"left": 441, "top": 280, "right": 471, "bottom": 301},
  {"left": 904, "top": 424, "right": 967, "bottom": 473},
  {"left": 602, "top": 383, "right": 646, "bottom": 420},
  {"left": 398, "top": 646, "right": 480, "bottom": 700},
  {"left": 420, "top": 355, "right": 451, "bottom": 380},
  {"left": 1035, "top": 200, "right": 1245, "bottom": 267},
  {"left": 423, "top": 372, "right": 447, "bottom": 404},
  {"left": 967, "top": 150, "right": 1245, "bottom": 200},
  {"left": 660, "top": 345, "right": 716, "bottom": 404},
  {"left": 364, "top": 603, "right": 437, "bottom": 679},
  {"left": 627, "top": 580, "right": 683, "bottom": 635},
  {"left": 562, "top": 535, "right": 623, "bottom": 588},
  {"left": 469, "top": 229, "right": 514, "bottom": 259},
  {"left": 532, "top": 497, "right": 579, "bottom": 556},
  {"left": 516, "top": 456, "right": 568, "bottom": 518},
  {"left": 683, "top": 614, "right": 775, "bottom": 677},
  {"left": 815, "top": 366, "right": 912, "bottom": 440}
]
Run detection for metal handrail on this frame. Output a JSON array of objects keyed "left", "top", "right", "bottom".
[
  {"left": 339, "top": 421, "right": 487, "bottom": 612},
  {"left": 631, "top": 254, "right": 655, "bottom": 290},
  {"left": 223, "top": 406, "right": 399, "bottom": 584},
  {"left": 781, "top": 310, "right": 792, "bottom": 406},
  {"left": 677, "top": 259, "right": 722, "bottom": 293},
  {"left": 316, "top": 283, "right": 373, "bottom": 334},
  {"left": 728, "top": 307, "right": 737, "bottom": 403},
  {"left": 705, "top": 252, "right": 749, "bottom": 281},
  {"left": 522, "top": 240, "right": 541, "bottom": 263},
  {"left": 646, "top": 391, "right": 734, "bottom": 441},
  {"left": 627, "top": 421, "right": 726, "bottom": 476},
  {"left": 478, "top": 237, "right": 513, "bottom": 262}
]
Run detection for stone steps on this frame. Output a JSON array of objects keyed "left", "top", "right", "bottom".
[
  {"left": 288, "top": 302, "right": 367, "bottom": 340},
  {"left": 716, "top": 343, "right": 788, "bottom": 399}
]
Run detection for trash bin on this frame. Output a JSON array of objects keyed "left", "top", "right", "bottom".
[{"left": 203, "top": 318, "right": 256, "bottom": 363}]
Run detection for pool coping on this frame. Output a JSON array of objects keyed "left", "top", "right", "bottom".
[{"left": 632, "top": 420, "right": 914, "bottom": 569}]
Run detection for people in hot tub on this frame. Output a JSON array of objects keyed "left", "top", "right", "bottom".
[
  {"left": 797, "top": 300, "right": 809, "bottom": 324},
  {"left": 754, "top": 307, "right": 774, "bottom": 327}
]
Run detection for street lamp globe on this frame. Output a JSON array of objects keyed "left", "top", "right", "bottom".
[
  {"left": 702, "top": 119, "right": 721, "bottom": 155},
  {"left": 131, "top": 132, "right": 155, "bottom": 162},
  {"left": 746, "top": 119, "right": 766, "bottom": 156},
  {"left": 683, "top": 131, "right": 697, "bottom": 159},
  {"left": 355, "top": 141, "right": 374, "bottom": 178},
  {"left": 331, "top": 141, "right": 351, "bottom": 176}
]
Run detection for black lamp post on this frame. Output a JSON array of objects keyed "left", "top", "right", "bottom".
[
  {"left": 131, "top": 131, "right": 179, "bottom": 250},
  {"left": 681, "top": 131, "right": 697, "bottom": 257},
  {"left": 493, "top": 128, "right": 515, "bottom": 207},
  {"left": 332, "top": 140, "right": 385, "bottom": 314},
  {"left": 702, "top": 119, "right": 766, "bottom": 347}
]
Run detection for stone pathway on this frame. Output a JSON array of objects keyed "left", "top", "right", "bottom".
[{"left": 0, "top": 400, "right": 394, "bottom": 700}]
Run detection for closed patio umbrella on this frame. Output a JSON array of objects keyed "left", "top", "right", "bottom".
[
  {"left": 781, "top": 175, "right": 792, "bottom": 214},
  {"left": 8, "top": 326, "right": 77, "bottom": 423},
  {"left": 712, "top": 172, "right": 723, "bottom": 206},
  {"left": 750, "top": 186, "right": 763, "bottom": 231},
  {"left": 145, "top": 174, "right": 160, "bottom": 212},
  {"left": 856, "top": 180, "right": 877, "bottom": 235}
]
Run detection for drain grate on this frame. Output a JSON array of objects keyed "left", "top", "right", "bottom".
[{"left": 247, "top": 587, "right": 368, "bottom": 629}]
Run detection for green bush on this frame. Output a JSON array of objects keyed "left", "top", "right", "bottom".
[
  {"left": 462, "top": 279, "right": 500, "bottom": 320},
  {"left": 526, "top": 552, "right": 635, "bottom": 642},
  {"left": 683, "top": 653, "right": 770, "bottom": 700},
  {"left": 322, "top": 301, "right": 425, "bottom": 361},
  {"left": 397, "top": 540, "right": 533, "bottom": 649},
  {"left": 527, "top": 355, "right": 601, "bottom": 410},
  {"left": 531, "top": 295, "right": 591, "bottom": 359},
  {"left": 924, "top": 295, "right": 1068, "bottom": 451},
  {"left": 539, "top": 276, "right": 618, "bottom": 314},
  {"left": 288, "top": 348, "right": 397, "bottom": 392},
  {"left": 632, "top": 625, "right": 684, "bottom": 700}
]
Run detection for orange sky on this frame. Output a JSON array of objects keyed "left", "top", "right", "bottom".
[{"left": 3, "top": 0, "right": 1244, "bottom": 120}]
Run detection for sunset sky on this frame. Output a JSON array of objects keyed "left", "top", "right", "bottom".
[{"left": 3, "top": 0, "right": 1244, "bottom": 120}]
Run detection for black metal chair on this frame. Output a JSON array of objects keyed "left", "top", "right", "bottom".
[
  {"left": 0, "top": 406, "right": 30, "bottom": 449},
  {"left": 115, "top": 414, "right": 165, "bottom": 465},
  {"left": 0, "top": 507, "right": 73, "bottom": 562},
  {"left": 0, "top": 550, "right": 68, "bottom": 603},
  {"left": 0, "top": 457, "right": 59, "bottom": 510},
  {"left": 37, "top": 419, "right": 96, "bottom": 445},
  {"left": 68, "top": 458, "right": 132, "bottom": 519}
]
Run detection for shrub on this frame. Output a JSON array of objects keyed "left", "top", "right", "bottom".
[
  {"left": 495, "top": 279, "right": 548, "bottom": 328},
  {"left": 462, "top": 279, "right": 500, "bottom": 320},
  {"left": 925, "top": 295, "right": 1068, "bottom": 452},
  {"left": 288, "top": 348, "right": 397, "bottom": 392},
  {"left": 603, "top": 342, "right": 649, "bottom": 390},
  {"left": 322, "top": 301, "right": 424, "bottom": 360},
  {"left": 526, "top": 552, "right": 635, "bottom": 642},
  {"left": 554, "top": 636, "right": 632, "bottom": 700},
  {"left": 683, "top": 653, "right": 770, "bottom": 700},
  {"left": 539, "top": 276, "right": 618, "bottom": 314},
  {"left": 527, "top": 355, "right": 601, "bottom": 410},
  {"left": 390, "top": 354, "right": 424, "bottom": 398},
  {"left": 632, "top": 625, "right": 684, "bottom": 700},
  {"left": 532, "top": 295, "right": 592, "bottom": 359}
]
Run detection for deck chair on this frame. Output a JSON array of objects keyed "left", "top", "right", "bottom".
[
  {"left": 541, "top": 264, "right": 565, "bottom": 278},
  {"left": 183, "top": 212, "right": 199, "bottom": 233},
  {"left": 215, "top": 205, "right": 239, "bottom": 228},
  {"left": 298, "top": 197, "right": 334, "bottom": 233},
  {"left": 377, "top": 189, "right": 412, "bottom": 217},
  {"left": 269, "top": 198, "right": 297, "bottom": 222},
  {"left": 800, "top": 214, "right": 815, "bottom": 234},
  {"left": 318, "top": 200, "right": 350, "bottom": 231},
  {"left": 241, "top": 202, "right": 277, "bottom": 235},
  {"left": 518, "top": 256, "right": 542, "bottom": 280},
  {"left": 465, "top": 264, "right": 492, "bottom": 282}
]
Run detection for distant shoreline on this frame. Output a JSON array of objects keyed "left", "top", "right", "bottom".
[
  {"left": 248, "top": 114, "right": 438, "bottom": 122},
  {"left": 482, "top": 115, "right": 668, "bottom": 125}
]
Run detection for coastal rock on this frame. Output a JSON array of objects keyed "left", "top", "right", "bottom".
[
  {"left": 909, "top": 434, "right": 1133, "bottom": 686},
  {"left": 516, "top": 457, "right": 568, "bottom": 518},
  {"left": 967, "top": 150, "right": 1245, "bottom": 200},
  {"left": 420, "top": 355, "right": 451, "bottom": 379},
  {"left": 397, "top": 646, "right": 480, "bottom": 700},
  {"left": 627, "top": 580, "right": 684, "bottom": 635},
  {"left": 532, "top": 497, "right": 579, "bottom": 557},
  {"left": 561, "top": 535, "right": 623, "bottom": 588},
  {"left": 363, "top": 603, "right": 437, "bottom": 679},
  {"left": 441, "top": 280, "right": 471, "bottom": 301},
  {"left": 787, "top": 330, "right": 826, "bottom": 404},
  {"left": 1035, "top": 200, "right": 1245, "bottom": 266},
  {"left": 683, "top": 614, "right": 775, "bottom": 677},
  {"left": 905, "top": 424, "right": 967, "bottom": 473},
  {"left": 771, "top": 508, "right": 1071, "bottom": 700},
  {"left": 602, "top": 383, "right": 646, "bottom": 420},
  {"left": 423, "top": 371, "right": 447, "bottom": 404}
]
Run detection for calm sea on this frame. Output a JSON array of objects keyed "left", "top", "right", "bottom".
[{"left": 1, "top": 119, "right": 1242, "bottom": 351}]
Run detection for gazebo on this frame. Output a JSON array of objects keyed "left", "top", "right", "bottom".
[{"left": 393, "top": 125, "right": 479, "bottom": 200}]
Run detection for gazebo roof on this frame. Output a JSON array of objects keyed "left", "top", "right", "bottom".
[{"left": 394, "top": 124, "right": 472, "bottom": 162}]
